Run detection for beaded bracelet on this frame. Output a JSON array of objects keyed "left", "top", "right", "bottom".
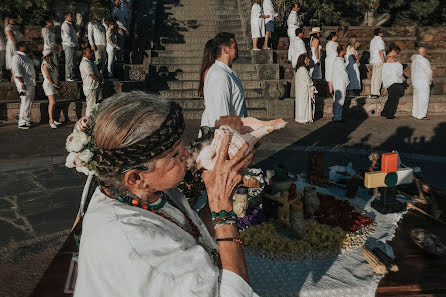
[
  {"left": 211, "top": 210, "right": 237, "bottom": 220},
  {"left": 216, "top": 238, "right": 243, "bottom": 244}
]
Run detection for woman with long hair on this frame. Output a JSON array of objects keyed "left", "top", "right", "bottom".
[
  {"left": 324, "top": 31, "right": 338, "bottom": 94},
  {"left": 250, "top": 0, "right": 266, "bottom": 50},
  {"left": 295, "top": 53, "right": 316, "bottom": 123},
  {"left": 41, "top": 48, "right": 62, "bottom": 128},
  {"left": 309, "top": 27, "right": 322, "bottom": 79},
  {"left": 345, "top": 37, "right": 361, "bottom": 97},
  {"left": 5, "top": 17, "right": 21, "bottom": 81},
  {"left": 198, "top": 38, "right": 216, "bottom": 97}
]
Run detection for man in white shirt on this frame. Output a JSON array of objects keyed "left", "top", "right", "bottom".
[
  {"left": 263, "top": 0, "right": 277, "bottom": 50},
  {"left": 87, "top": 18, "right": 107, "bottom": 75},
  {"left": 12, "top": 42, "right": 36, "bottom": 129},
  {"left": 289, "top": 28, "right": 306, "bottom": 69},
  {"left": 287, "top": 3, "right": 300, "bottom": 62},
  {"left": 331, "top": 45, "right": 349, "bottom": 123},
  {"left": 0, "top": 24, "right": 6, "bottom": 81},
  {"left": 61, "top": 12, "right": 79, "bottom": 81},
  {"left": 369, "top": 28, "right": 386, "bottom": 98},
  {"left": 80, "top": 48, "right": 103, "bottom": 116},
  {"left": 42, "top": 20, "right": 58, "bottom": 52},
  {"left": 200, "top": 32, "right": 247, "bottom": 129},
  {"left": 411, "top": 47, "right": 433, "bottom": 120},
  {"left": 112, "top": 0, "right": 129, "bottom": 60}
]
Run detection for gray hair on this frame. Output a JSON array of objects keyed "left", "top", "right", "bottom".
[{"left": 93, "top": 91, "right": 171, "bottom": 185}]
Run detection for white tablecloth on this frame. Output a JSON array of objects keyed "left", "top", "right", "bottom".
[{"left": 247, "top": 177, "right": 407, "bottom": 297}]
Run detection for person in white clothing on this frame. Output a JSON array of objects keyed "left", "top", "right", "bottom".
[
  {"left": 88, "top": 18, "right": 107, "bottom": 75},
  {"left": 411, "top": 47, "right": 433, "bottom": 120},
  {"left": 287, "top": 3, "right": 300, "bottom": 61},
  {"left": 105, "top": 20, "right": 120, "bottom": 79},
  {"left": 369, "top": 28, "right": 386, "bottom": 98},
  {"left": 289, "top": 28, "right": 306, "bottom": 69},
  {"left": 295, "top": 53, "right": 317, "bottom": 123},
  {"left": 5, "top": 17, "right": 21, "bottom": 81},
  {"left": 262, "top": 0, "right": 276, "bottom": 50},
  {"left": 12, "top": 42, "right": 36, "bottom": 129},
  {"left": 41, "top": 20, "right": 58, "bottom": 52},
  {"left": 201, "top": 32, "right": 247, "bottom": 129},
  {"left": 41, "top": 48, "right": 62, "bottom": 129},
  {"left": 61, "top": 12, "right": 79, "bottom": 81},
  {"left": 73, "top": 91, "right": 258, "bottom": 297},
  {"left": 112, "top": 0, "right": 129, "bottom": 60},
  {"left": 79, "top": 48, "right": 103, "bottom": 116},
  {"left": 345, "top": 38, "right": 361, "bottom": 96},
  {"left": 250, "top": 0, "right": 266, "bottom": 50},
  {"left": 331, "top": 45, "right": 349, "bottom": 123},
  {"left": 0, "top": 22, "right": 6, "bottom": 81},
  {"left": 381, "top": 43, "right": 405, "bottom": 119},
  {"left": 324, "top": 31, "right": 338, "bottom": 93},
  {"left": 309, "top": 27, "right": 322, "bottom": 79}
]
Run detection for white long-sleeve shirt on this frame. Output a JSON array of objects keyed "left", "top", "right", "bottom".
[
  {"left": 287, "top": 10, "right": 300, "bottom": 31},
  {"left": 331, "top": 57, "right": 349, "bottom": 90},
  {"left": 12, "top": 51, "right": 36, "bottom": 88},
  {"left": 411, "top": 55, "right": 432, "bottom": 86},
  {"left": 382, "top": 61, "right": 403, "bottom": 89},
  {"left": 201, "top": 60, "right": 247, "bottom": 128},
  {"left": 369, "top": 36, "right": 385, "bottom": 64},
  {"left": 74, "top": 188, "right": 258, "bottom": 297},
  {"left": 61, "top": 21, "right": 78, "bottom": 48},
  {"left": 80, "top": 57, "right": 100, "bottom": 94},
  {"left": 290, "top": 36, "right": 306, "bottom": 68},
  {"left": 263, "top": 0, "right": 277, "bottom": 24},
  {"left": 87, "top": 21, "right": 106, "bottom": 47},
  {"left": 41, "top": 27, "right": 56, "bottom": 51}
]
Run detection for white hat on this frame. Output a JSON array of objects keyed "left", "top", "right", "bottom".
[
  {"left": 310, "top": 27, "right": 321, "bottom": 35},
  {"left": 42, "top": 48, "right": 53, "bottom": 57}
]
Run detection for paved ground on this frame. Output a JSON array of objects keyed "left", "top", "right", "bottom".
[{"left": 0, "top": 115, "right": 445, "bottom": 296}]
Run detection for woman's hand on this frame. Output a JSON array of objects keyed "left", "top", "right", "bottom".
[{"left": 202, "top": 132, "right": 255, "bottom": 213}]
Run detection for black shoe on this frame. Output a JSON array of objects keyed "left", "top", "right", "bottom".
[
  {"left": 333, "top": 119, "right": 345, "bottom": 124},
  {"left": 370, "top": 95, "right": 379, "bottom": 99},
  {"left": 386, "top": 116, "right": 396, "bottom": 119},
  {"left": 18, "top": 125, "right": 30, "bottom": 130}
]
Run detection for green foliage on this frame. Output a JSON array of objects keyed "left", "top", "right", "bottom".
[
  {"left": 272, "top": 0, "right": 443, "bottom": 26},
  {"left": 0, "top": 0, "right": 113, "bottom": 26}
]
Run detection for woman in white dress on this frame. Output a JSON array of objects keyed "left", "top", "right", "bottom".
[
  {"left": 309, "top": 27, "right": 322, "bottom": 79},
  {"left": 250, "top": 0, "right": 266, "bottom": 50},
  {"left": 345, "top": 37, "right": 361, "bottom": 97},
  {"left": 5, "top": 17, "right": 20, "bottom": 81},
  {"left": 41, "top": 19, "right": 58, "bottom": 52},
  {"left": 41, "top": 48, "right": 62, "bottom": 128},
  {"left": 72, "top": 92, "right": 259, "bottom": 297},
  {"left": 295, "top": 53, "right": 316, "bottom": 123},
  {"left": 325, "top": 31, "right": 338, "bottom": 94}
]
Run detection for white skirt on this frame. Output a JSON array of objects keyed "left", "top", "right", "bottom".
[{"left": 43, "top": 80, "right": 58, "bottom": 96}]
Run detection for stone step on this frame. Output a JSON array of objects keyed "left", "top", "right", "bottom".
[
  {"left": 151, "top": 56, "right": 252, "bottom": 65},
  {"left": 160, "top": 36, "right": 248, "bottom": 44},
  {"left": 157, "top": 79, "right": 264, "bottom": 90},
  {"left": 153, "top": 49, "right": 251, "bottom": 58},
  {"left": 150, "top": 63, "right": 258, "bottom": 74},
  {"left": 159, "top": 88, "right": 263, "bottom": 99},
  {"left": 160, "top": 20, "right": 242, "bottom": 26},
  {"left": 158, "top": 29, "right": 244, "bottom": 38},
  {"left": 175, "top": 71, "right": 258, "bottom": 81},
  {"left": 160, "top": 43, "right": 250, "bottom": 51},
  {"left": 162, "top": 8, "right": 239, "bottom": 15}
]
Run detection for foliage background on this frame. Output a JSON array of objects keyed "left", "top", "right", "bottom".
[
  {"left": 272, "top": 0, "right": 445, "bottom": 28},
  {"left": 0, "top": 0, "right": 113, "bottom": 26}
]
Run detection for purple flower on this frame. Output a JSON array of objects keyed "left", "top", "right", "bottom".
[{"left": 237, "top": 208, "right": 267, "bottom": 230}]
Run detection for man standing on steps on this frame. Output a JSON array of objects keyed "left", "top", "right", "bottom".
[
  {"left": 369, "top": 28, "right": 386, "bottom": 98},
  {"left": 61, "top": 12, "right": 79, "bottom": 81},
  {"left": 12, "top": 42, "right": 36, "bottom": 129},
  {"left": 263, "top": 0, "right": 277, "bottom": 50},
  {"left": 287, "top": 3, "right": 300, "bottom": 62},
  {"left": 80, "top": 48, "right": 103, "bottom": 116},
  {"left": 87, "top": 17, "right": 107, "bottom": 76},
  {"left": 200, "top": 32, "right": 247, "bottom": 129},
  {"left": 411, "top": 47, "right": 433, "bottom": 120},
  {"left": 331, "top": 45, "right": 349, "bottom": 123},
  {"left": 112, "top": 0, "right": 130, "bottom": 61}
]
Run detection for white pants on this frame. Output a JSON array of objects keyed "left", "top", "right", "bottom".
[
  {"left": 371, "top": 63, "right": 383, "bottom": 96},
  {"left": 412, "top": 83, "right": 430, "bottom": 119},
  {"left": 106, "top": 47, "right": 116, "bottom": 78},
  {"left": 85, "top": 88, "right": 102, "bottom": 116},
  {"left": 333, "top": 86, "right": 346, "bottom": 121},
  {"left": 287, "top": 28, "right": 296, "bottom": 62},
  {"left": 18, "top": 85, "right": 35, "bottom": 126}
]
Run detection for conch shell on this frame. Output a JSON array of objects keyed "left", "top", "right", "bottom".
[{"left": 188, "top": 116, "right": 287, "bottom": 170}]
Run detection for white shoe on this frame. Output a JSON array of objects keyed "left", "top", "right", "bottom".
[
  {"left": 66, "top": 78, "right": 75, "bottom": 82},
  {"left": 49, "top": 123, "right": 57, "bottom": 129},
  {"left": 54, "top": 121, "right": 62, "bottom": 125}
]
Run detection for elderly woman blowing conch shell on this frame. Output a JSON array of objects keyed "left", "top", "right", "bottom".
[{"left": 188, "top": 116, "right": 287, "bottom": 171}]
